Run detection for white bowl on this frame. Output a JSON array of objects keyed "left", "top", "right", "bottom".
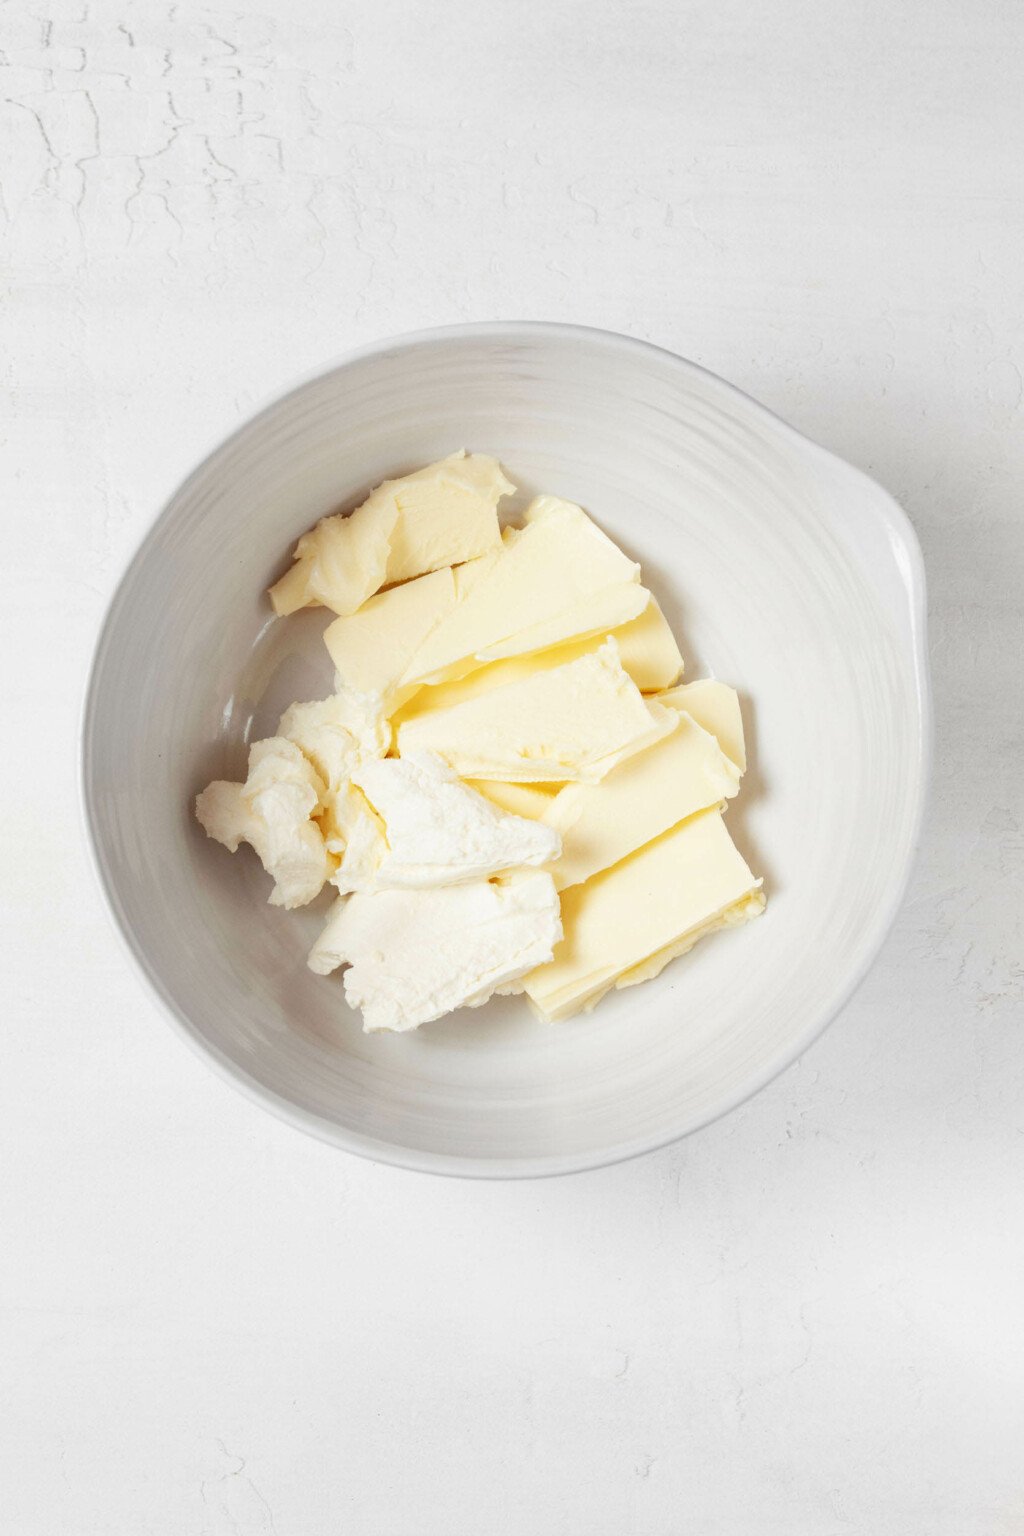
[{"left": 82, "top": 324, "right": 930, "bottom": 1178}]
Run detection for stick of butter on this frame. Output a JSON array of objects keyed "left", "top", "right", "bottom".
[
  {"left": 466, "top": 780, "right": 560, "bottom": 821},
  {"left": 541, "top": 712, "right": 741, "bottom": 891},
  {"left": 397, "top": 638, "right": 675, "bottom": 782},
  {"left": 392, "top": 597, "right": 684, "bottom": 732},
  {"left": 323, "top": 566, "right": 459, "bottom": 700},
  {"left": 269, "top": 451, "right": 511, "bottom": 617},
  {"left": 522, "top": 806, "right": 765, "bottom": 1021},
  {"left": 399, "top": 497, "right": 644, "bottom": 686},
  {"left": 658, "top": 680, "right": 746, "bottom": 772}
]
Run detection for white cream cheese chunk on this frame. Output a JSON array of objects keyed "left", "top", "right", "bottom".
[
  {"left": 328, "top": 789, "right": 387, "bottom": 886},
  {"left": 195, "top": 737, "right": 334, "bottom": 908},
  {"left": 399, "top": 497, "right": 644, "bottom": 685},
  {"left": 397, "top": 638, "right": 675, "bottom": 783},
  {"left": 522, "top": 806, "right": 765, "bottom": 1022},
  {"left": 269, "top": 451, "right": 511, "bottom": 617},
  {"left": 277, "top": 690, "right": 389, "bottom": 794},
  {"left": 331, "top": 751, "right": 560, "bottom": 891},
  {"left": 308, "top": 871, "right": 563, "bottom": 1032},
  {"left": 658, "top": 680, "right": 746, "bottom": 772},
  {"left": 541, "top": 712, "right": 741, "bottom": 891}
]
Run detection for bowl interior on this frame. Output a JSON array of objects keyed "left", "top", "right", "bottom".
[{"left": 83, "top": 327, "right": 928, "bottom": 1175}]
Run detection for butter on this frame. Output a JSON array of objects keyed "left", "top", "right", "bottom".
[
  {"left": 269, "top": 451, "right": 511, "bottom": 617},
  {"left": 658, "top": 680, "right": 745, "bottom": 772},
  {"left": 308, "top": 871, "right": 562, "bottom": 1032},
  {"left": 479, "top": 580, "right": 648, "bottom": 662},
  {"left": 323, "top": 566, "right": 458, "bottom": 700},
  {"left": 400, "top": 497, "right": 644, "bottom": 686},
  {"left": 522, "top": 806, "right": 765, "bottom": 1021},
  {"left": 606, "top": 595, "right": 683, "bottom": 690},
  {"left": 195, "top": 737, "right": 334, "bottom": 908},
  {"left": 541, "top": 712, "right": 741, "bottom": 891},
  {"left": 332, "top": 751, "right": 560, "bottom": 891},
  {"left": 392, "top": 597, "right": 684, "bottom": 733},
  {"left": 467, "top": 780, "right": 559, "bottom": 821},
  {"left": 397, "top": 638, "right": 675, "bottom": 783}
]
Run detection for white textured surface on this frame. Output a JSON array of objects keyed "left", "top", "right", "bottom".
[{"left": 2, "top": 0, "right": 1022, "bottom": 1531}]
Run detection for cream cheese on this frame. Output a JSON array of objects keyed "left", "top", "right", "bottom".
[
  {"left": 308, "top": 871, "right": 562, "bottom": 1031},
  {"left": 332, "top": 751, "right": 561, "bottom": 891},
  {"left": 195, "top": 737, "right": 334, "bottom": 908}
]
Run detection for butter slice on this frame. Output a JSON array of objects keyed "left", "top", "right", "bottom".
[
  {"left": 541, "top": 713, "right": 741, "bottom": 891},
  {"left": 522, "top": 807, "right": 765, "bottom": 1021},
  {"left": 393, "top": 597, "right": 684, "bottom": 731},
  {"left": 659, "top": 680, "right": 746, "bottom": 772},
  {"left": 612, "top": 595, "right": 683, "bottom": 690},
  {"left": 397, "top": 638, "right": 675, "bottom": 783},
  {"left": 400, "top": 497, "right": 642, "bottom": 685},
  {"left": 467, "top": 780, "right": 559, "bottom": 821},
  {"left": 269, "top": 452, "right": 511, "bottom": 617},
  {"left": 478, "top": 580, "right": 648, "bottom": 662},
  {"left": 323, "top": 566, "right": 458, "bottom": 699}
]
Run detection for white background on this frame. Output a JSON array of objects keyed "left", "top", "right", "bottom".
[{"left": 3, "top": 1, "right": 1023, "bottom": 1531}]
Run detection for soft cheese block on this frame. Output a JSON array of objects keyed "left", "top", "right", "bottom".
[
  {"left": 522, "top": 806, "right": 765, "bottom": 1021},
  {"left": 397, "top": 638, "right": 675, "bottom": 782},
  {"left": 195, "top": 738, "right": 334, "bottom": 908},
  {"left": 269, "top": 452, "right": 511, "bottom": 617},
  {"left": 332, "top": 751, "right": 560, "bottom": 891},
  {"left": 541, "top": 712, "right": 741, "bottom": 891},
  {"left": 399, "top": 497, "right": 645, "bottom": 686},
  {"left": 277, "top": 690, "right": 389, "bottom": 794},
  {"left": 658, "top": 680, "right": 746, "bottom": 772},
  {"left": 308, "top": 871, "right": 563, "bottom": 1032}
]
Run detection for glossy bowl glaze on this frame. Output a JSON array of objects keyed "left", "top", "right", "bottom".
[{"left": 82, "top": 324, "right": 930, "bottom": 1177}]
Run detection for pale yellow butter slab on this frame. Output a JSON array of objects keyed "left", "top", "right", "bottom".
[
  {"left": 399, "top": 497, "right": 642, "bottom": 685},
  {"left": 323, "top": 566, "right": 458, "bottom": 699},
  {"left": 658, "top": 680, "right": 746, "bottom": 772},
  {"left": 541, "top": 712, "right": 741, "bottom": 891},
  {"left": 397, "top": 638, "right": 673, "bottom": 782},
  {"left": 392, "top": 596, "right": 684, "bottom": 730},
  {"left": 522, "top": 806, "right": 764, "bottom": 1021},
  {"left": 269, "top": 451, "right": 511, "bottom": 617}
]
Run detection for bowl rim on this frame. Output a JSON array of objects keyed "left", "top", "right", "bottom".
[{"left": 80, "top": 320, "right": 933, "bottom": 1179}]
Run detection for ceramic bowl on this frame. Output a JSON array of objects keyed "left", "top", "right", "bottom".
[{"left": 82, "top": 324, "right": 930, "bottom": 1177}]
